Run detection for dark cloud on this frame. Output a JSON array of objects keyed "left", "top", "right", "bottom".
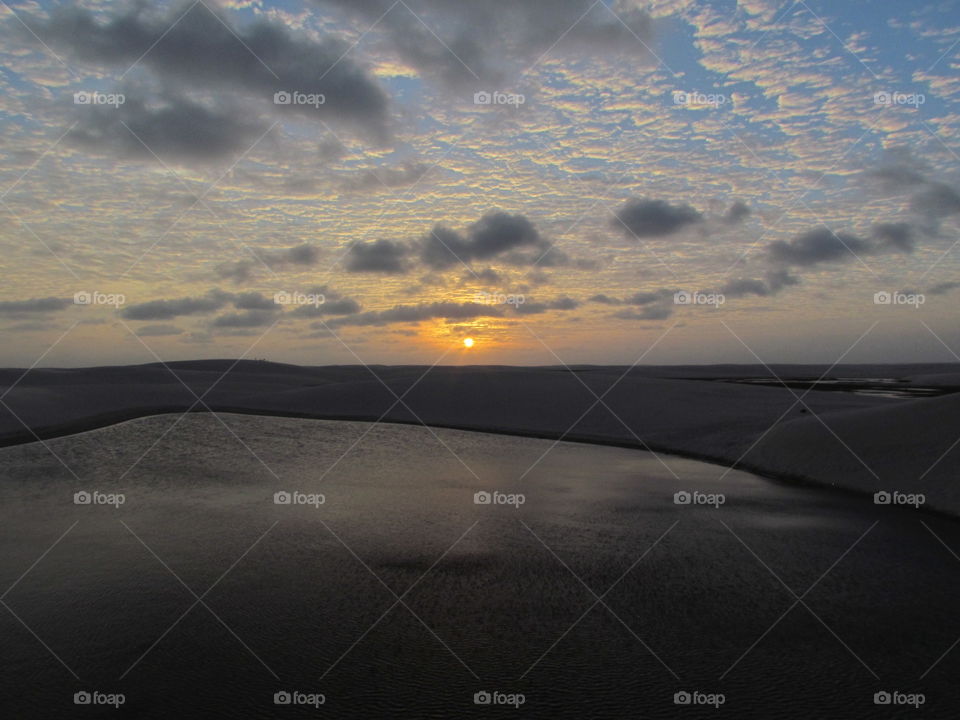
[
  {"left": 33, "top": 2, "right": 389, "bottom": 139},
  {"left": 512, "top": 296, "right": 580, "bottom": 314},
  {"left": 122, "top": 290, "right": 232, "bottom": 320},
  {"left": 613, "top": 306, "right": 673, "bottom": 321},
  {"left": 314, "top": 0, "right": 653, "bottom": 87},
  {"left": 910, "top": 182, "right": 960, "bottom": 218},
  {"left": 720, "top": 269, "right": 799, "bottom": 298},
  {"left": 233, "top": 292, "right": 278, "bottom": 311},
  {"left": 345, "top": 238, "right": 410, "bottom": 273},
  {"left": 134, "top": 324, "right": 184, "bottom": 337},
  {"left": 212, "top": 309, "right": 278, "bottom": 328},
  {"left": 323, "top": 301, "right": 503, "bottom": 328},
  {"left": 768, "top": 227, "right": 872, "bottom": 266},
  {"left": 872, "top": 222, "right": 915, "bottom": 253},
  {"left": 69, "top": 91, "right": 265, "bottom": 162},
  {"left": 588, "top": 294, "right": 622, "bottom": 305},
  {"left": 216, "top": 244, "right": 321, "bottom": 283},
  {"left": 466, "top": 268, "right": 503, "bottom": 284},
  {"left": 0, "top": 297, "right": 70, "bottom": 315},
  {"left": 420, "top": 212, "right": 547, "bottom": 269},
  {"left": 927, "top": 281, "right": 960, "bottom": 296},
  {"left": 769, "top": 224, "right": 918, "bottom": 267},
  {"left": 722, "top": 200, "right": 751, "bottom": 225},
  {"left": 611, "top": 198, "right": 703, "bottom": 238},
  {"left": 290, "top": 298, "right": 362, "bottom": 317}
]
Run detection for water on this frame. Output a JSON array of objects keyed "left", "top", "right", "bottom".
[{"left": 1, "top": 414, "right": 958, "bottom": 718}]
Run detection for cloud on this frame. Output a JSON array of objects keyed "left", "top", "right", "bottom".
[
  {"left": 587, "top": 294, "right": 622, "bottom": 305},
  {"left": 910, "top": 182, "right": 960, "bottom": 218},
  {"left": 345, "top": 238, "right": 410, "bottom": 273},
  {"left": 32, "top": 2, "right": 390, "bottom": 139},
  {"left": 872, "top": 222, "right": 915, "bottom": 253},
  {"left": 927, "top": 281, "right": 960, "bottom": 296},
  {"left": 512, "top": 296, "right": 580, "bottom": 314},
  {"left": 212, "top": 309, "right": 278, "bottom": 328},
  {"left": 611, "top": 198, "right": 703, "bottom": 238},
  {"left": 69, "top": 91, "right": 265, "bottom": 162},
  {"left": 323, "top": 301, "right": 503, "bottom": 328},
  {"left": 122, "top": 290, "right": 233, "bottom": 320},
  {"left": 134, "top": 324, "right": 184, "bottom": 337},
  {"left": 768, "top": 227, "right": 872, "bottom": 266},
  {"left": 420, "top": 212, "right": 550, "bottom": 269},
  {"left": 769, "top": 224, "right": 918, "bottom": 267},
  {"left": 0, "top": 297, "right": 70, "bottom": 315},
  {"left": 340, "top": 162, "right": 429, "bottom": 193},
  {"left": 216, "top": 244, "right": 322, "bottom": 283},
  {"left": 313, "top": 0, "right": 653, "bottom": 87},
  {"left": 720, "top": 269, "right": 799, "bottom": 297},
  {"left": 722, "top": 200, "right": 751, "bottom": 225},
  {"left": 613, "top": 306, "right": 673, "bottom": 321}
]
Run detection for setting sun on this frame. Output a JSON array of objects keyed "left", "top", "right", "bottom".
[{"left": 463, "top": 337, "right": 475, "bottom": 349}]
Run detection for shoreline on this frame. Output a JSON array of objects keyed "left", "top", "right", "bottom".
[{"left": 3, "top": 405, "right": 955, "bottom": 520}]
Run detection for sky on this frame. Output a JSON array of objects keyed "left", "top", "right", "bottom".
[{"left": 0, "top": 0, "right": 958, "bottom": 367}]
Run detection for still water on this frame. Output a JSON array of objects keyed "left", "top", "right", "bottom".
[{"left": 1, "top": 414, "right": 957, "bottom": 718}]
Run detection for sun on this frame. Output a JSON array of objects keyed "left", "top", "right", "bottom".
[{"left": 462, "top": 337, "right": 475, "bottom": 349}]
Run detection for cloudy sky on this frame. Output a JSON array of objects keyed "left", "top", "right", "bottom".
[{"left": 1, "top": 0, "right": 958, "bottom": 367}]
